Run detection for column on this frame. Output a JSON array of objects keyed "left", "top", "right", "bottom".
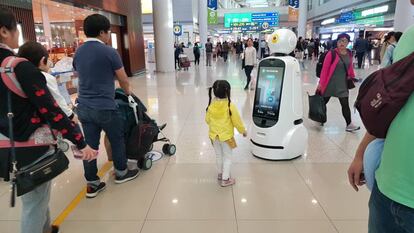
[
  {"left": 297, "top": 0, "right": 308, "bottom": 39},
  {"left": 199, "top": 0, "right": 208, "bottom": 52},
  {"left": 394, "top": 0, "right": 414, "bottom": 32},
  {"left": 41, "top": 3, "right": 52, "bottom": 49},
  {"left": 152, "top": 0, "right": 175, "bottom": 72}
]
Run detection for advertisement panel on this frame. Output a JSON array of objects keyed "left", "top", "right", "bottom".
[{"left": 208, "top": 0, "right": 218, "bottom": 25}]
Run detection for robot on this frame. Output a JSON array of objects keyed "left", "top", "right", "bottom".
[{"left": 250, "top": 29, "right": 308, "bottom": 160}]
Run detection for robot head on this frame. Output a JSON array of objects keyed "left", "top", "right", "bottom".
[{"left": 267, "top": 29, "right": 297, "bottom": 55}]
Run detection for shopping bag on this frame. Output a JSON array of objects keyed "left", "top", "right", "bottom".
[{"left": 308, "top": 93, "right": 327, "bottom": 124}]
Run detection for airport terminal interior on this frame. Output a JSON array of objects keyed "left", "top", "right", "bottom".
[{"left": 0, "top": 0, "right": 414, "bottom": 233}]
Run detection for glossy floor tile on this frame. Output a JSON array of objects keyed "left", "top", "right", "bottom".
[
  {"left": 0, "top": 56, "right": 379, "bottom": 232},
  {"left": 238, "top": 220, "right": 337, "bottom": 233},
  {"left": 141, "top": 220, "right": 237, "bottom": 233}
]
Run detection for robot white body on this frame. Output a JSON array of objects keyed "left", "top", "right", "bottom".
[{"left": 250, "top": 29, "right": 308, "bottom": 160}]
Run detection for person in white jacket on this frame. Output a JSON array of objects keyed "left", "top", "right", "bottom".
[{"left": 242, "top": 38, "right": 257, "bottom": 90}]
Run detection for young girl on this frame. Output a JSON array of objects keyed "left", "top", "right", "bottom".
[{"left": 205, "top": 80, "right": 247, "bottom": 187}]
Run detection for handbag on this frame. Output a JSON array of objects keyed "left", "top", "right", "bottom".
[
  {"left": 6, "top": 89, "right": 69, "bottom": 207},
  {"left": 308, "top": 92, "right": 327, "bottom": 124}
]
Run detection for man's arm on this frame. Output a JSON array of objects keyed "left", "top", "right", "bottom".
[{"left": 115, "top": 67, "right": 131, "bottom": 95}]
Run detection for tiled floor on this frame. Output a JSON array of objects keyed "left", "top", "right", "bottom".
[{"left": 0, "top": 55, "right": 379, "bottom": 233}]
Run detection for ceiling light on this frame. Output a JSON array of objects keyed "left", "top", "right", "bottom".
[{"left": 321, "top": 18, "right": 336, "bottom": 25}]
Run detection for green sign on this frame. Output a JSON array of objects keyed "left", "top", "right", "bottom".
[
  {"left": 354, "top": 16, "right": 385, "bottom": 26},
  {"left": 224, "top": 13, "right": 252, "bottom": 27}
]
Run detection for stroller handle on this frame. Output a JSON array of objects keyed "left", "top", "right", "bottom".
[{"left": 128, "top": 95, "right": 139, "bottom": 124}]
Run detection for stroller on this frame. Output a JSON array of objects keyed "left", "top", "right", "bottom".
[
  {"left": 179, "top": 54, "right": 190, "bottom": 70},
  {"left": 114, "top": 89, "right": 176, "bottom": 170}
]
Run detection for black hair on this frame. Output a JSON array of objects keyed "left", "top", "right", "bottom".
[
  {"left": 394, "top": 32, "right": 403, "bottom": 43},
  {"left": 0, "top": 8, "right": 17, "bottom": 32},
  {"left": 18, "top": 41, "right": 49, "bottom": 67},
  {"left": 384, "top": 31, "right": 395, "bottom": 42},
  {"left": 83, "top": 14, "right": 110, "bottom": 37},
  {"left": 206, "top": 80, "right": 232, "bottom": 116}
]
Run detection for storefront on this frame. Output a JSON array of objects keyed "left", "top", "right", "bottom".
[
  {"left": 0, "top": 0, "right": 146, "bottom": 76},
  {"left": 316, "top": 2, "right": 396, "bottom": 45}
]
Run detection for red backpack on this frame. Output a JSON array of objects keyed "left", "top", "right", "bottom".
[{"left": 355, "top": 52, "right": 414, "bottom": 138}]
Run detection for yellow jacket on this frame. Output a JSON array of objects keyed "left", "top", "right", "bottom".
[{"left": 205, "top": 99, "right": 246, "bottom": 141}]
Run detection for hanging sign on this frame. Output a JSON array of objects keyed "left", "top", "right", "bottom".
[
  {"left": 208, "top": 0, "right": 218, "bottom": 25},
  {"left": 173, "top": 25, "right": 182, "bottom": 36},
  {"left": 288, "top": 0, "right": 299, "bottom": 21}
]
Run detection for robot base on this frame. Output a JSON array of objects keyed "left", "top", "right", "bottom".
[
  {"left": 251, "top": 143, "right": 303, "bottom": 161},
  {"left": 250, "top": 125, "right": 308, "bottom": 161}
]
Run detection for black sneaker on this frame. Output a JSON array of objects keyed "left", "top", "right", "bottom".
[
  {"left": 115, "top": 169, "right": 140, "bottom": 184},
  {"left": 51, "top": 225, "right": 60, "bottom": 233},
  {"left": 86, "top": 182, "right": 106, "bottom": 198}
]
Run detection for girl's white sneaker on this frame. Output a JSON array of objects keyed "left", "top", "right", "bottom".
[{"left": 221, "top": 178, "right": 236, "bottom": 187}]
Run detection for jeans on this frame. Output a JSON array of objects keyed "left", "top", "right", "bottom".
[
  {"left": 212, "top": 139, "right": 232, "bottom": 180},
  {"left": 77, "top": 104, "right": 127, "bottom": 184},
  {"left": 363, "top": 139, "right": 385, "bottom": 191},
  {"left": 175, "top": 57, "right": 180, "bottom": 70},
  {"left": 194, "top": 55, "right": 200, "bottom": 65},
  {"left": 369, "top": 183, "right": 414, "bottom": 233},
  {"left": 223, "top": 52, "right": 228, "bottom": 62},
  {"left": 324, "top": 97, "right": 352, "bottom": 126},
  {"left": 21, "top": 181, "right": 51, "bottom": 233},
  {"left": 244, "top": 65, "right": 254, "bottom": 89},
  {"left": 356, "top": 52, "right": 365, "bottom": 68},
  {"left": 206, "top": 52, "right": 212, "bottom": 66},
  {"left": 260, "top": 48, "right": 266, "bottom": 58}
]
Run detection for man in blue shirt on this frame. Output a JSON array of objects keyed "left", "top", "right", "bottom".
[{"left": 74, "top": 14, "right": 139, "bottom": 198}]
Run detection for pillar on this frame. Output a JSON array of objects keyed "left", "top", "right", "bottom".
[
  {"left": 41, "top": 3, "right": 52, "bottom": 49},
  {"left": 298, "top": 0, "right": 308, "bottom": 39},
  {"left": 152, "top": 0, "right": 175, "bottom": 72},
  {"left": 199, "top": 0, "right": 208, "bottom": 51},
  {"left": 394, "top": 0, "right": 414, "bottom": 32}
]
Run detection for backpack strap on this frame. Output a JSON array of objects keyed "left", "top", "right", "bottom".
[{"left": 0, "top": 56, "right": 28, "bottom": 98}]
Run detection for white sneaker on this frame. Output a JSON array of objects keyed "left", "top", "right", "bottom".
[
  {"left": 221, "top": 178, "right": 236, "bottom": 187},
  {"left": 346, "top": 123, "right": 361, "bottom": 132}
]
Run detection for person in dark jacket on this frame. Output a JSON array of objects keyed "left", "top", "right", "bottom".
[
  {"left": 0, "top": 8, "right": 96, "bottom": 233},
  {"left": 175, "top": 44, "right": 183, "bottom": 70},
  {"left": 193, "top": 42, "right": 200, "bottom": 65},
  {"left": 222, "top": 41, "right": 230, "bottom": 62},
  {"left": 354, "top": 31, "right": 369, "bottom": 69}
]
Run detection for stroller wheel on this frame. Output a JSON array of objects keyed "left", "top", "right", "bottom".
[
  {"left": 142, "top": 158, "right": 153, "bottom": 170},
  {"left": 163, "top": 144, "right": 176, "bottom": 156}
]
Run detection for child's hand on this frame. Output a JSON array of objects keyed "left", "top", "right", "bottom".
[{"left": 243, "top": 132, "right": 247, "bottom": 137}]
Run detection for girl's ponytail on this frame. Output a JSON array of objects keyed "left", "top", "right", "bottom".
[
  {"left": 206, "top": 87, "right": 213, "bottom": 111},
  {"left": 227, "top": 90, "right": 232, "bottom": 116}
]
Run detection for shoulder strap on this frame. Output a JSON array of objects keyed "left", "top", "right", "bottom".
[{"left": 0, "top": 56, "right": 28, "bottom": 98}]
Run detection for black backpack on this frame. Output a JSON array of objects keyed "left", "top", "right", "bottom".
[{"left": 316, "top": 50, "right": 334, "bottom": 78}]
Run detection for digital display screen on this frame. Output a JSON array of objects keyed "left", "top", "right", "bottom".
[{"left": 253, "top": 66, "right": 284, "bottom": 120}]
